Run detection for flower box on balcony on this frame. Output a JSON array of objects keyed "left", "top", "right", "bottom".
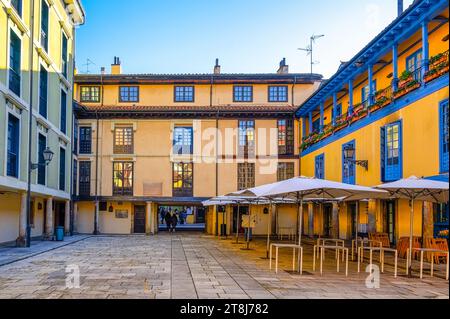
[
  {"left": 393, "top": 80, "right": 421, "bottom": 100},
  {"left": 370, "top": 96, "right": 391, "bottom": 113},
  {"left": 424, "top": 63, "right": 449, "bottom": 83},
  {"left": 350, "top": 108, "right": 368, "bottom": 124}
]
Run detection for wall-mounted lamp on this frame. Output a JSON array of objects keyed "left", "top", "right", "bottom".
[
  {"left": 108, "top": 205, "right": 114, "bottom": 213},
  {"left": 30, "top": 148, "right": 54, "bottom": 170},
  {"left": 263, "top": 207, "right": 269, "bottom": 215},
  {"left": 344, "top": 145, "right": 368, "bottom": 170}
]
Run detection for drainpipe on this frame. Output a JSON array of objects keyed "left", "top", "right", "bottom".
[
  {"left": 69, "top": 25, "right": 77, "bottom": 236},
  {"left": 25, "top": 0, "right": 36, "bottom": 248},
  {"left": 94, "top": 111, "right": 99, "bottom": 235}
]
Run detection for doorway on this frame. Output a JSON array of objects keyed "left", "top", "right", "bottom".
[
  {"left": 323, "top": 204, "right": 333, "bottom": 238},
  {"left": 348, "top": 203, "right": 357, "bottom": 239},
  {"left": 232, "top": 206, "right": 249, "bottom": 234},
  {"left": 134, "top": 205, "right": 146, "bottom": 234},
  {"left": 384, "top": 200, "right": 396, "bottom": 245}
]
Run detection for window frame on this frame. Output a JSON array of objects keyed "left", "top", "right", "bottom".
[
  {"left": 237, "top": 162, "right": 255, "bottom": 191},
  {"left": 119, "top": 86, "right": 140, "bottom": 103},
  {"left": 278, "top": 119, "right": 294, "bottom": 155},
  {"left": 60, "top": 89, "right": 67, "bottom": 135},
  {"left": 174, "top": 86, "right": 195, "bottom": 103},
  {"left": 238, "top": 120, "right": 255, "bottom": 157},
  {"left": 268, "top": 86, "right": 288, "bottom": 103},
  {"left": 79, "top": 161, "right": 92, "bottom": 197},
  {"left": 79, "top": 126, "right": 92, "bottom": 155},
  {"left": 80, "top": 86, "right": 101, "bottom": 103},
  {"left": 40, "top": 0, "right": 49, "bottom": 52},
  {"left": 172, "top": 162, "right": 194, "bottom": 197},
  {"left": 439, "top": 99, "right": 449, "bottom": 173},
  {"left": 61, "top": 31, "right": 68, "bottom": 79},
  {"left": 9, "top": 29, "right": 22, "bottom": 97},
  {"left": 11, "top": 0, "right": 22, "bottom": 17},
  {"left": 342, "top": 140, "right": 356, "bottom": 185},
  {"left": 59, "top": 147, "right": 66, "bottom": 191},
  {"left": 173, "top": 127, "right": 194, "bottom": 155},
  {"left": 233, "top": 86, "right": 253, "bottom": 103},
  {"left": 277, "top": 162, "right": 295, "bottom": 182},
  {"left": 113, "top": 162, "right": 134, "bottom": 196},
  {"left": 113, "top": 126, "right": 134, "bottom": 154},
  {"left": 315, "top": 154, "right": 325, "bottom": 179},
  {"left": 37, "top": 133, "right": 47, "bottom": 186},
  {"left": 39, "top": 65, "right": 48, "bottom": 118},
  {"left": 384, "top": 121, "right": 403, "bottom": 182},
  {"left": 6, "top": 113, "right": 21, "bottom": 179}
]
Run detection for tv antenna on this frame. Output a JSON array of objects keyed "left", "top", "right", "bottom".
[
  {"left": 298, "top": 34, "right": 325, "bottom": 74},
  {"left": 82, "top": 58, "right": 96, "bottom": 74}
]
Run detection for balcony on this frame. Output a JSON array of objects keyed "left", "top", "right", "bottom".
[{"left": 301, "top": 50, "right": 449, "bottom": 152}]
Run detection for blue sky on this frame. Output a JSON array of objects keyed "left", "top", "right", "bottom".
[{"left": 76, "top": 0, "right": 414, "bottom": 78}]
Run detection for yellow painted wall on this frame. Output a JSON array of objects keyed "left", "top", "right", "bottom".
[{"left": 0, "top": 193, "right": 20, "bottom": 243}]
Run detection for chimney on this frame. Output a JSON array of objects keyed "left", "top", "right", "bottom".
[
  {"left": 398, "top": 0, "right": 403, "bottom": 16},
  {"left": 277, "top": 58, "right": 289, "bottom": 74},
  {"left": 214, "top": 58, "right": 221, "bottom": 75},
  {"left": 111, "top": 56, "right": 122, "bottom": 75}
]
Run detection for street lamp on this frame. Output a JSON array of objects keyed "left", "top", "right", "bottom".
[
  {"left": 25, "top": 147, "right": 54, "bottom": 247},
  {"left": 343, "top": 145, "right": 368, "bottom": 171}
]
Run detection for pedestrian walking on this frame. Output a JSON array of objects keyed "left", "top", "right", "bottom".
[
  {"left": 164, "top": 211, "right": 172, "bottom": 232},
  {"left": 171, "top": 212, "right": 179, "bottom": 233}
]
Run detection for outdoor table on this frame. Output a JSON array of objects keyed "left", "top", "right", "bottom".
[
  {"left": 315, "top": 239, "right": 345, "bottom": 261},
  {"left": 269, "top": 243, "right": 303, "bottom": 274},
  {"left": 406, "top": 248, "right": 449, "bottom": 280},
  {"left": 313, "top": 244, "right": 349, "bottom": 276},
  {"left": 277, "top": 227, "right": 296, "bottom": 241},
  {"left": 352, "top": 239, "right": 383, "bottom": 261},
  {"left": 357, "top": 246, "right": 398, "bottom": 278}
]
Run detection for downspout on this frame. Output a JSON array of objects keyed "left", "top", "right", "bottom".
[
  {"left": 94, "top": 110, "right": 99, "bottom": 235},
  {"left": 69, "top": 25, "right": 76, "bottom": 236},
  {"left": 25, "top": 0, "right": 36, "bottom": 247},
  {"left": 211, "top": 75, "right": 220, "bottom": 236},
  {"left": 292, "top": 77, "right": 301, "bottom": 177}
]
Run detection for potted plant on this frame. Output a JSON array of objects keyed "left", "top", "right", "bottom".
[
  {"left": 429, "top": 52, "right": 445, "bottom": 66},
  {"left": 398, "top": 70, "right": 413, "bottom": 88}
]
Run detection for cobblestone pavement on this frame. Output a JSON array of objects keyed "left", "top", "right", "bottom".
[{"left": 0, "top": 233, "right": 448, "bottom": 299}]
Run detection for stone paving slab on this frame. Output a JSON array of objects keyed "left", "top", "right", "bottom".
[{"left": 0, "top": 233, "right": 448, "bottom": 299}]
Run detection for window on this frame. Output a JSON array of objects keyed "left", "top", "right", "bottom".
[
  {"left": 60, "top": 90, "right": 67, "bottom": 134},
  {"left": 37, "top": 134, "right": 46, "bottom": 185},
  {"left": 11, "top": 0, "right": 22, "bottom": 17},
  {"left": 9, "top": 30, "right": 21, "bottom": 97},
  {"left": 61, "top": 33, "right": 68, "bottom": 78},
  {"left": 73, "top": 119, "right": 79, "bottom": 155},
  {"left": 114, "top": 127, "right": 134, "bottom": 154},
  {"left": 113, "top": 162, "right": 134, "bottom": 196},
  {"left": 40, "top": 0, "right": 49, "bottom": 52},
  {"left": 39, "top": 66, "right": 48, "bottom": 118},
  {"left": 440, "top": 100, "right": 449, "bottom": 173},
  {"left": 361, "top": 81, "right": 376, "bottom": 107},
  {"left": 72, "top": 159, "right": 77, "bottom": 196},
  {"left": 312, "top": 118, "right": 321, "bottom": 133},
  {"left": 174, "top": 86, "right": 194, "bottom": 102},
  {"left": 315, "top": 154, "right": 325, "bottom": 179},
  {"left": 59, "top": 148, "right": 66, "bottom": 191},
  {"left": 234, "top": 86, "right": 253, "bottom": 102},
  {"left": 79, "top": 161, "right": 91, "bottom": 196},
  {"left": 239, "top": 120, "right": 255, "bottom": 157},
  {"left": 238, "top": 163, "right": 255, "bottom": 190},
  {"left": 277, "top": 162, "right": 295, "bottom": 181},
  {"left": 173, "top": 162, "right": 193, "bottom": 197},
  {"left": 173, "top": 127, "right": 193, "bottom": 155},
  {"left": 406, "top": 49, "right": 423, "bottom": 80},
  {"left": 79, "top": 127, "right": 92, "bottom": 154},
  {"left": 278, "top": 119, "right": 294, "bottom": 155},
  {"left": 342, "top": 141, "right": 356, "bottom": 185},
  {"left": 269, "top": 86, "right": 288, "bottom": 102},
  {"left": 381, "top": 121, "right": 402, "bottom": 182},
  {"left": 434, "top": 203, "right": 449, "bottom": 238},
  {"left": 334, "top": 104, "right": 342, "bottom": 119},
  {"left": 119, "top": 86, "right": 139, "bottom": 102},
  {"left": 80, "top": 86, "right": 100, "bottom": 103},
  {"left": 7, "top": 114, "right": 20, "bottom": 178}
]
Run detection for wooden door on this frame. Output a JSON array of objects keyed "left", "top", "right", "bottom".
[{"left": 134, "top": 206, "right": 146, "bottom": 234}]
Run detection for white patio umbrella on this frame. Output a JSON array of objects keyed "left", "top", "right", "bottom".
[
  {"left": 374, "top": 176, "right": 449, "bottom": 274},
  {"left": 234, "top": 177, "right": 388, "bottom": 248}
]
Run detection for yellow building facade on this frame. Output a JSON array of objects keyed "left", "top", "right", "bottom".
[
  {"left": 297, "top": 1, "right": 449, "bottom": 242},
  {"left": 0, "top": 0, "right": 85, "bottom": 245},
  {"left": 73, "top": 59, "right": 322, "bottom": 235}
]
